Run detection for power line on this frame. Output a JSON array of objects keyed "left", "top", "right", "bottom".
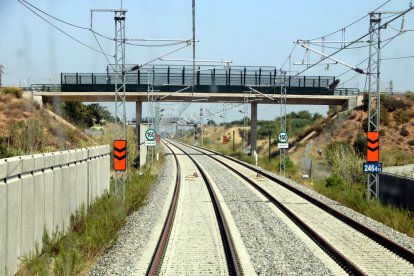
[
  {"left": 305, "top": 0, "right": 391, "bottom": 41},
  {"left": 337, "top": 29, "right": 407, "bottom": 82},
  {"left": 17, "top": 0, "right": 113, "bottom": 56},
  {"left": 308, "top": 41, "right": 369, "bottom": 50},
  {"left": 280, "top": 43, "right": 297, "bottom": 70},
  {"left": 21, "top": 0, "right": 190, "bottom": 48},
  {"left": 293, "top": 6, "right": 414, "bottom": 78},
  {"left": 20, "top": 0, "right": 89, "bottom": 30},
  {"left": 92, "top": 31, "right": 115, "bottom": 71},
  {"left": 382, "top": 54, "right": 414, "bottom": 60}
]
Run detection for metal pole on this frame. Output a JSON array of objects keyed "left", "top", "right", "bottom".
[
  {"left": 233, "top": 130, "right": 235, "bottom": 153},
  {"left": 279, "top": 70, "right": 287, "bottom": 176},
  {"left": 367, "top": 12, "right": 382, "bottom": 200},
  {"left": 113, "top": 10, "right": 127, "bottom": 202},
  {"left": 194, "top": 124, "right": 196, "bottom": 145},
  {"left": 192, "top": 0, "right": 195, "bottom": 97},
  {"left": 200, "top": 108, "right": 203, "bottom": 146},
  {"left": 268, "top": 130, "right": 271, "bottom": 163}
]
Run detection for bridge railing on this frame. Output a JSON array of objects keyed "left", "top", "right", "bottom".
[
  {"left": 31, "top": 84, "right": 61, "bottom": 92},
  {"left": 61, "top": 66, "right": 335, "bottom": 90}
]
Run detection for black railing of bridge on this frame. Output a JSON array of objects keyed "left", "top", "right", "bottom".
[{"left": 60, "top": 65, "right": 341, "bottom": 95}]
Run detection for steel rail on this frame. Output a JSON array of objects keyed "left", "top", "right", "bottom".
[
  {"left": 190, "top": 143, "right": 414, "bottom": 265},
  {"left": 146, "top": 141, "right": 181, "bottom": 275},
  {"left": 171, "top": 139, "right": 363, "bottom": 275},
  {"left": 167, "top": 141, "right": 242, "bottom": 276}
]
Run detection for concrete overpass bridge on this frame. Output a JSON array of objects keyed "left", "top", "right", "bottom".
[{"left": 31, "top": 65, "right": 362, "bottom": 152}]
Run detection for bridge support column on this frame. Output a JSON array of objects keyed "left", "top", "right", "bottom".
[
  {"left": 136, "top": 101, "right": 142, "bottom": 154},
  {"left": 251, "top": 102, "right": 257, "bottom": 155},
  {"left": 341, "top": 95, "right": 364, "bottom": 111}
]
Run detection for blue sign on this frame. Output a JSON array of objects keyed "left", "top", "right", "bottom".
[{"left": 363, "top": 162, "right": 382, "bottom": 173}]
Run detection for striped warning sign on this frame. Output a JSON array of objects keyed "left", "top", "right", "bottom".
[
  {"left": 367, "top": 132, "right": 379, "bottom": 162},
  {"left": 114, "top": 140, "right": 127, "bottom": 171}
]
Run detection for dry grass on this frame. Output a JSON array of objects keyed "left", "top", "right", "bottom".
[
  {"left": 0, "top": 86, "right": 23, "bottom": 98},
  {"left": 0, "top": 93, "right": 15, "bottom": 104},
  {"left": 0, "top": 97, "right": 95, "bottom": 157}
]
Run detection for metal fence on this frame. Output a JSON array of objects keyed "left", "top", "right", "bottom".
[
  {"left": 379, "top": 173, "right": 414, "bottom": 211},
  {"left": 61, "top": 65, "right": 335, "bottom": 89}
]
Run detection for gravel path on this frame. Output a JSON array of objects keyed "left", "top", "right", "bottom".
[{"left": 89, "top": 145, "right": 176, "bottom": 275}]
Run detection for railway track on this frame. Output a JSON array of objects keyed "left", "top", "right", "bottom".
[
  {"left": 170, "top": 139, "right": 414, "bottom": 275},
  {"left": 146, "top": 141, "right": 241, "bottom": 275}
]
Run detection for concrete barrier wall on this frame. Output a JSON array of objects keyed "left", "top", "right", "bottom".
[{"left": 0, "top": 145, "right": 110, "bottom": 276}]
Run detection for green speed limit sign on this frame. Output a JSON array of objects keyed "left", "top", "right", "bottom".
[
  {"left": 278, "top": 131, "right": 288, "bottom": 143},
  {"left": 145, "top": 128, "right": 156, "bottom": 141}
]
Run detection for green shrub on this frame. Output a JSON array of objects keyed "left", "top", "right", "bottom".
[
  {"left": 362, "top": 93, "right": 369, "bottom": 111},
  {"left": 400, "top": 128, "right": 410, "bottom": 137},
  {"left": 353, "top": 133, "right": 366, "bottom": 156},
  {"left": 0, "top": 86, "right": 23, "bottom": 98},
  {"left": 380, "top": 107, "right": 391, "bottom": 126},
  {"left": 326, "top": 140, "right": 365, "bottom": 185},
  {"left": 405, "top": 92, "right": 414, "bottom": 101},
  {"left": 383, "top": 97, "right": 409, "bottom": 112},
  {"left": 326, "top": 141, "right": 352, "bottom": 166},
  {"left": 395, "top": 110, "right": 411, "bottom": 125},
  {"left": 408, "top": 139, "right": 414, "bottom": 146},
  {"left": 325, "top": 173, "right": 344, "bottom": 188}
]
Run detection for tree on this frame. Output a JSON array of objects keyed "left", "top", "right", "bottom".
[
  {"left": 207, "top": 119, "right": 217, "bottom": 126},
  {"left": 62, "top": 102, "right": 112, "bottom": 128},
  {"left": 87, "top": 103, "right": 112, "bottom": 125}
]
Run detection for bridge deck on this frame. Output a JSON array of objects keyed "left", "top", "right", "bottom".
[
  {"left": 35, "top": 91, "right": 360, "bottom": 106},
  {"left": 32, "top": 66, "right": 359, "bottom": 103}
]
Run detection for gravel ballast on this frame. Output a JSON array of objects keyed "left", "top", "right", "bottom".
[
  {"left": 90, "top": 140, "right": 414, "bottom": 275},
  {"left": 89, "top": 147, "right": 176, "bottom": 275},
  {"left": 179, "top": 143, "right": 335, "bottom": 275}
]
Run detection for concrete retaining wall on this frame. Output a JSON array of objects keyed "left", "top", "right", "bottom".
[{"left": 0, "top": 145, "right": 110, "bottom": 276}]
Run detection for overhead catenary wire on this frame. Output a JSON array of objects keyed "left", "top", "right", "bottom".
[
  {"left": 382, "top": 54, "right": 414, "bottom": 60},
  {"left": 280, "top": 43, "right": 297, "bottom": 70},
  {"left": 21, "top": 0, "right": 191, "bottom": 48},
  {"left": 304, "top": 0, "right": 391, "bottom": 41},
  {"left": 337, "top": 29, "right": 408, "bottom": 86},
  {"left": 292, "top": 6, "right": 414, "bottom": 78},
  {"left": 17, "top": 0, "right": 113, "bottom": 56},
  {"left": 92, "top": 31, "right": 115, "bottom": 71}
]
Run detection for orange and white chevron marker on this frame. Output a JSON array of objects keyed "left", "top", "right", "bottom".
[
  {"left": 114, "top": 140, "right": 127, "bottom": 171},
  {"left": 367, "top": 132, "right": 379, "bottom": 162}
]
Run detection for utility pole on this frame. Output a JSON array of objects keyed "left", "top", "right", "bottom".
[
  {"left": 147, "top": 68, "right": 156, "bottom": 165},
  {"left": 279, "top": 70, "right": 287, "bottom": 176},
  {"left": 192, "top": 0, "right": 196, "bottom": 97},
  {"left": 366, "top": 12, "right": 384, "bottom": 200},
  {"left": 114, "top": 10, "right": 127, "bottom": 201},
  {"left": 200, "top": 108, "right": 203, "bottom": 146}
]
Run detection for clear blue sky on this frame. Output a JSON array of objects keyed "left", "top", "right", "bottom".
[{"left": 1, "top": 0, "right": 414, "bottom": 122}]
